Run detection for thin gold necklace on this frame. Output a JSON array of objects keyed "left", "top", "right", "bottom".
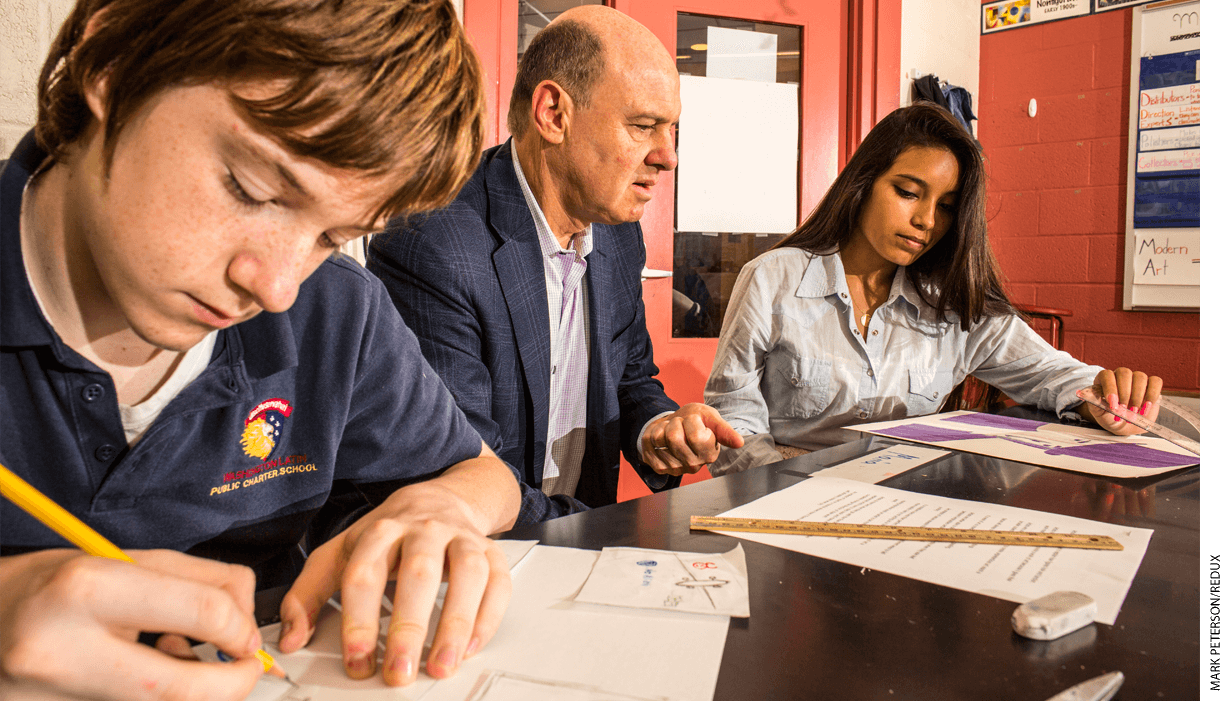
[
  {"left": 849, "top": 286, "right": 887, "bottom": 333},
  {"left": 852, "top": 297, "right": 874, "bottom": 333}
]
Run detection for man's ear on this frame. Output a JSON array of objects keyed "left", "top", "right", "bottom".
[{"left": 531, "top": 80, "right": 572, "bottom": 145}]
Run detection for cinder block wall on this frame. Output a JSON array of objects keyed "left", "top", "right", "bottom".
[
  {"left": 1, "top": 1, "right": 74, "bottom": 155},
  {"left": 978, "top": 8, "right": 1199, "bottom": 392}
]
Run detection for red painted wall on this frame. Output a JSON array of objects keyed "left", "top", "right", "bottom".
[{"left": 978, "top": 8, "right": 1199, "bottom": 392}]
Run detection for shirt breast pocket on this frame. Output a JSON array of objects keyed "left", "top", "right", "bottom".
[
  {"left": 905, "top": 367, "right": 949, "bottom": 416},
  {"left": 769, "top": 354, "right": 834, "bottom": 419}
]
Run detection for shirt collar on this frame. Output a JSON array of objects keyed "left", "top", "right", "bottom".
[
  {"left": 1, "top": 132, "right": 57, "bottom": 348},
  {"left": 888, "top": 266, "right": 926, "bottom": 316},
  {"left": 510, "top": 139, "right": 593, "bottom": 260},
  {"left": 796, "top": 250, "right": 925, "bottom": 317}
]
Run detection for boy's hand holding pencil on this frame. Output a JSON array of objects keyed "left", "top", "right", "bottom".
[{"left": 0, "top": 465, "right": 275, "bottom": 700}]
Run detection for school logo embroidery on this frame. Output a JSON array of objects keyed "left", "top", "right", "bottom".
[{"left": 240, "top": 398, "right": 293, "bottom": 460}]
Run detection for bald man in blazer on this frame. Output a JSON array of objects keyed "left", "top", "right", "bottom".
[{"left": 369, "top": 6, "right": 741, "bottom": 524}]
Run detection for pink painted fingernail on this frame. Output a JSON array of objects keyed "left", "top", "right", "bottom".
[
  {"left": 1141, "top": 401, "right": 1152, "bottom": 414},
  {"left": 1113, "top": 416, "right": 1121, "bottom": 423},
  {"left": 466, "top": 637, "right": 480, "bottom": 658},
  {"left": 1128, "top": 406, "right": 1139, "bottom": 414},
  {"left": 1108, "top": 394, "right": 1119, "bottom": 409}
]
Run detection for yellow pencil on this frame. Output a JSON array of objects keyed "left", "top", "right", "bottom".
[{"left": 0, "top": 463, "right": 292, "bottom": 683}]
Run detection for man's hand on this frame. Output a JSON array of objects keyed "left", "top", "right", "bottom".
[
  {"left": 1, "top": 549, "right": 265, "bottom": 701},
  {"left": 277, "top": 445, "right": 517, "bottom": 687},
  {"left": 1078, "top": 367, "right": 1164, "bottom": 436},
  {"left": 640, "top": 403, "right": 744, "bottom": 476}
]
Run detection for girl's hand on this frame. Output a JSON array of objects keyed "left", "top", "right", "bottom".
[{"left": 1082, "top": 367, "right": 1164, "bottom": 436}]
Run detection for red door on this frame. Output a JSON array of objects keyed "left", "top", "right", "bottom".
[
  {"left": 461, "top": 0, "right": 900, "bottom": 500},
  {"left": 614, "top": 0, "right": 848, "bottom": 498}
]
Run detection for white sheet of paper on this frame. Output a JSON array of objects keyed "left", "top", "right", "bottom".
[
  {"left": 574, "top": 545, "right": 749, "bottom": 618},
  {"left": 465, "top": 670, "right": 671, "bottom": 700},
  {"left": 500, "top": 539, "right": 538, "bottom": 573},
  {"left": 198, "top": 544, "right": 729, "bottom": 701},
  {"left": 718, "top": 476, "right": 1152, "bottom": 625},
  {"left": 854, "top": 411, "right": 1197, "bottom": 478},
  {"left": 704, "top": 26, "right": 776, "bottom": 83},
  {"left": 676, "top": 75, "right": 797, "bottom": 234},
  {"left": 812, "top": 445, "right": 949, "bottom": 483}
]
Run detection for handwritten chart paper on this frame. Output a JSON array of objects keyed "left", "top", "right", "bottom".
[
  {"left": 575, "top": 545, "right": 750, "bottom": 618},
  {"left": 1134, "top": 230, "right": 1198, "bottom": 285},
  {"left": 1138, "top": 83, "right": 1199, "bottom": 130},
  {"left": 718, "top": 477, "right": 1152, "bottom": 624},
  {"left": 199, "top": 543, "right": 729, "bottom": 701},
  {"left": 854, "top": 411, "right": 1197, "bottom": 479}
]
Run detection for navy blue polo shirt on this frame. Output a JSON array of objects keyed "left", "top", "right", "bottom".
[{"left": 0, "top": 133, "right": 485, "bottom": 585}]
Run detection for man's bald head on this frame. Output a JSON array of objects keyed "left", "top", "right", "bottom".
[{"left": 507, "top": 5, "right": 675, "bottom": 138}]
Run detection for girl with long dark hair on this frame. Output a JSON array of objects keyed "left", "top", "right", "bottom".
[{"left": 704, "top": 102, "right": 1163, "bottom": 475}]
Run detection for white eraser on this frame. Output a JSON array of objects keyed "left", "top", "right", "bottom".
[{"left": 1012, "top": 591, "right": 1097, "bottom": 641}]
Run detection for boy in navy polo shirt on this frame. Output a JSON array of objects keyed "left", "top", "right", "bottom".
[{"left": 0, "top": 0, "right": 520, "bottom": 698}]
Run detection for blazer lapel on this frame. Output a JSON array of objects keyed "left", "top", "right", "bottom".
[{"left": 487, "top": 143, "right": 552, "bottom": 482}]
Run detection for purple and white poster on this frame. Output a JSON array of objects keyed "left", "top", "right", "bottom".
[{"left": 856, "top": 411, "right": 1197, "bottom": 479}]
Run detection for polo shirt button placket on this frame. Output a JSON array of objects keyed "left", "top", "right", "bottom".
[{"left": 81, "top": 383, "right": 105, "bottom": 402}]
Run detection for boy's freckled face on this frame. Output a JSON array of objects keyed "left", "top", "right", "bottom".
[{"left": 78, "top": 83, "right": 393, "bottom": 352}]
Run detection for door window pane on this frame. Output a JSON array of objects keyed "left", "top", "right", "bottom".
[
  {"left": 673, "top": 13, "right": 801, "bottom": 338},
  {"left": 518, "top": 0, "right": 604, "bottom": 59}
]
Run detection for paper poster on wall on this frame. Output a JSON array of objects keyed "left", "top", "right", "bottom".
[
  {"left": 1139, "top": 125, "right": 1199, "bottom": 151},
  {"left": 982, "top": 0, "right": 1089, "bottom": 34},
  {"left": 1137, "top": 149, "right": 1199, "bottom": 173},
  {"left": 1133, "top": 230, "right": 1199, "bottom": 286},
  {"left": 1133, "top": 47, "right": 1197, "bottom": 230},
  {"left": 1138, "top": 83, "right": 1199, "bottom": 130},
  {"left": 1141, "top": 4, "right": 1199, "bottom": 55},
  {"left": 1095, "top": 0, "right": 1152, "bottom": 12},
  {"left": 1123, "top": 0, "right": 1198, "bottom": 308},
  {"left": 676, "top": 75, "right": 798, "bottom": 234}
]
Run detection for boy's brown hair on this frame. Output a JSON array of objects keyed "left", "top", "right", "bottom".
[{"left": 37, "top": 0, "right": 485, "bottom": 219}]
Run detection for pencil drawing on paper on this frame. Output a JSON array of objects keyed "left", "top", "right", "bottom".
[
  {"left": 670, "top": 553, "right": 724, "bottom": 610},
  {"left": 674, "top": 577, "right": 729, "bottom": 588},
  {"left": 465, "top": 669, "right": 672, "bottom": 701},
  {"left": 573, "top": 545, "right": 751, "bottom": 617}
]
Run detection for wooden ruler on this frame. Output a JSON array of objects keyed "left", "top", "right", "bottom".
[
  {"left": 1075, "top": 386, "right": 1200, "bottom": 456},
  {"left": 689, "top": 515, "right": 1124, "bottom": 551}
]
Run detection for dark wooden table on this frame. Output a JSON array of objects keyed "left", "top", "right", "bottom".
[{"left": 499, "top": 418, "right": 1199, "bottom": 700}]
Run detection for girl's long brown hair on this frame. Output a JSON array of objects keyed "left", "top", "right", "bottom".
[{"left": 774, "top": 102, "right": 1014, "bottom": 330}]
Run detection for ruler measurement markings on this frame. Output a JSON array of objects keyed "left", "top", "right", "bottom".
[
  {"left": 1074, "top": 386, "right": 1199, "bottom": 456},
  {"left": 689, "top": 516, "right": 1124, "bottom": 551}
]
